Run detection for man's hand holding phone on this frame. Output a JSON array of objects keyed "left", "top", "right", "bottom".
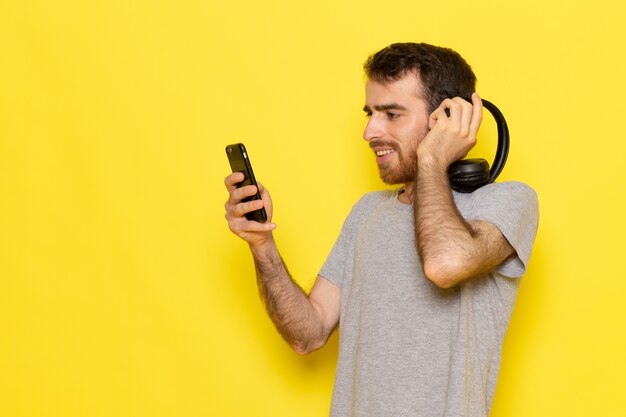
[{"left": 224, "top": 168, "right": 276, "bottom": 249}]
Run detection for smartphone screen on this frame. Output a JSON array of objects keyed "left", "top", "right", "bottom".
[{"left": 225, "top": 143, "right": 268, "bottom": 223}]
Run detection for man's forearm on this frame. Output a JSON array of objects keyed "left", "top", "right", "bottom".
[
  {"left": 250, "top": 241, "right": 325, "bottom": 354},
  {"left": 414, "top": 158, "right": 477, "bottom": 287}
]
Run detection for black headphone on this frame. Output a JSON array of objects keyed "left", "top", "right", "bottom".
[{"left": 447, "top": 99, "right": 510, "bottom": 193}]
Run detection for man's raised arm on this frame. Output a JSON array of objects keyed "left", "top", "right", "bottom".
[{"left": 413, "top": 95, "right": 515, "bottom": 288}]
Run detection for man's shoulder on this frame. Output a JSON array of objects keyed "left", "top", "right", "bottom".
[
  {"left": 473, "top": 181, "right": 538, "bottom": 203},
  {"left": 357, "top": 189, "right": 397, "bottom": 203},
  {"left": 454, "top": 181, "right": 539, "bottom": 224},
  {"left": 486, "top": 180, "right": 536, "bottom": 194},
  {"left": 344, "top": 189, "right": 397, "bottom": 222},
  {"left": 351, "top": 189, "right": 398, "bottom": 211},
  {"left": 457, "top": 181, "right": 537, "bottom": 203}
]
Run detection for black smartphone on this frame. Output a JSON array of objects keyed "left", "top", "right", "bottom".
[{"left": 225, "top": 143, "right": 268, "bottom": 223}]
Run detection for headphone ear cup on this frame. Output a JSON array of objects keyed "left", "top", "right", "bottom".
[{"left": 448, "top": 158, "right": 490, "bottom": 193}]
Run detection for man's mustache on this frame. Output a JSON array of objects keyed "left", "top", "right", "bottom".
[{"left": 369, "top": 140, "right": 398, "bottom": 150}]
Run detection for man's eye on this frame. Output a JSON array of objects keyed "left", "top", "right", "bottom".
[{"left": 387, "top": 112, "right": 399, "bottom": 120}]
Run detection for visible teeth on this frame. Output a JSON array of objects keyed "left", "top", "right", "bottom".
[{"left": 376, "top": 149, "right": 394, "bottom": 156}]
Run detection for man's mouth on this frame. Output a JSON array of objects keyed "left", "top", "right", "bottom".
[
  {"left": 376, "top": 149, "right": 395, "bottom": 157},
  {"left": 372, "top": 145, "right": 397, "bottom": 163}
]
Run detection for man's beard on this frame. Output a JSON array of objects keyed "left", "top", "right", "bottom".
[{"left": 378, "top": 148, "right": 417, "bottom": 185}]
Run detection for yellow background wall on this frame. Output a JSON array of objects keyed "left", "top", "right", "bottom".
[{"left": 1, "top": 0, "right": 625, "bottom": 416}]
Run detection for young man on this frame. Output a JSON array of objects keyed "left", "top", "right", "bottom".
[{"left": 224, "top": 43, "right": 538, "bottom": 417}]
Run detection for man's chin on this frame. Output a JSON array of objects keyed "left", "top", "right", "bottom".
[
  {"left": 377, "top": 157, "right": 416, "bottom": 185},
  {"left": 380, "top": 176, "right": 401, "bottom": 185},
  {"left": 378, "top": 169, "right": 413, "bottom": 185}
]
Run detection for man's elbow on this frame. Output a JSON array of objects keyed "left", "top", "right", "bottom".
[
  {"left": 422, "top": 258, "right": 466, "bottom": 289},
  {"left": 290, "top": 336, "right": 326, "bottom": 356}
]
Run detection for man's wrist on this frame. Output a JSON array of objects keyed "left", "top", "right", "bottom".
[
  {"left": 417, "top": 150, "right": 449, "bottom": 176},
  {"left": 249, "top": 236, "right": 280, "bottom": 266}
]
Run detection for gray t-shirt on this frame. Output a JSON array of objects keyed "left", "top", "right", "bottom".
[{"left": 319, "top": 181, "right": 539, "bottom": 417}]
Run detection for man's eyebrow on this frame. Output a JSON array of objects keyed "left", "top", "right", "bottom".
[{"left": 362, "top": 103, "right": 408, "bottom": 113}]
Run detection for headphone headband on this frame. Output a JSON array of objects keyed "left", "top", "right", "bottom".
[{"left": 480, "top": 99, "right": 510, "bottom": 184}]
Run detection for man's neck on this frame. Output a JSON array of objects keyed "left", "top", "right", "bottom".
[{"left": 398, "top": 182, "right": 415, "bottom": 205}]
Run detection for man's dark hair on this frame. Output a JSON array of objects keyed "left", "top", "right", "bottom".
[{"left": 364, "top": 43, "right": 477, "bottom": 113}]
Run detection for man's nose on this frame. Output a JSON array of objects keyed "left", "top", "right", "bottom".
[{"left": 363, "top": 116, "right": 383, "bottom": 142}]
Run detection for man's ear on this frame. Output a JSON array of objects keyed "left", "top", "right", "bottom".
[{"left": 428, "top": 113, "right": 436, "bottom": 130}]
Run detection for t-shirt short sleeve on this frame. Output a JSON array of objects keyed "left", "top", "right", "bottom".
[
  {"left": 319, "top": 194, "right": 376, "bottom": 288},
  {"left": 319, "top": 206, "right": 356, "bottom": 289},
  {"left": 464, "top": 181, "right": 539, "bottom": 278}
]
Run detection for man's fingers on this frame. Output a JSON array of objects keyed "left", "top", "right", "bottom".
[
  {"left": 224, "top": 172, "right": 245, "bottom": 191},
  {"left": 434, "top": 98, "right": 469, "bottom": 134},
  {"left": 224, "top": 172, "right": 275, "bottom": 248},
  {"left": 226, "top": 209, "right": 276, "bottom": 233},
  {"left": 228, "top": 198, "right": 265, "bottom": 218},
  {"left": 469, "top": 93, "right": 483, "bottom": 137},
  {"left": 429, "top": 105, "right": 449, "bottom": 129},
  {"left": 440, "top": 98, "right": 457, "bottom": 119},
  {"left": 441, "top": 96, "right": 481, "bottom": 139},
  {"left": 257, "top": 182, "right": 271, "bottom": 202},
  {"left": 230, "top": 184, "right": 259, "bottom": 202},
  {"left": 240, "top": 219, "right": 277, "bottom": 232}
]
